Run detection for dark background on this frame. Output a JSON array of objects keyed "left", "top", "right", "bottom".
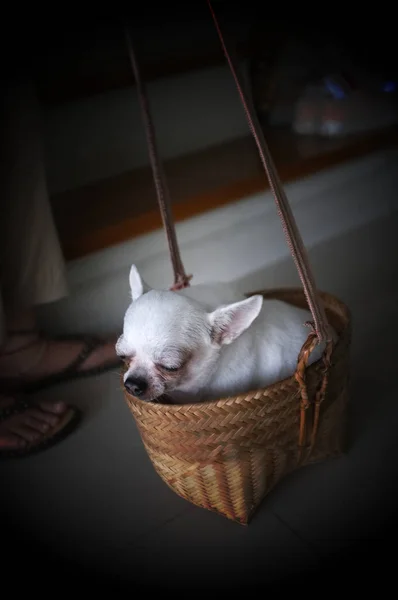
[{"left": 2, "top": 2, "right": 398, "bottom": 592}]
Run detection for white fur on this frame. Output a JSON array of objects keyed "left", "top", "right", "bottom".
[{"left": 117, "top": 265, "right": 333, "bottom": 404}]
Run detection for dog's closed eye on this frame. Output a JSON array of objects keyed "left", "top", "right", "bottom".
[
  {"left": 155, "top": 348, "right": 191, "bottom": 374},
  {"left": 157, "top": 364, "right": 181, "bottom": 373}
]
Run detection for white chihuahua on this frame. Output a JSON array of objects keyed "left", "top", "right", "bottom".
[{"left": 117, "top": 265, "right": 328, "bottom": 404}]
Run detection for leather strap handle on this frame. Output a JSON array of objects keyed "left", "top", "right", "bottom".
[
  {"left": 125, "top": 27, "right": 192, "bottom": 291},
  {"left": 207, "top": 1, "right": 331, "bottom": 343}
]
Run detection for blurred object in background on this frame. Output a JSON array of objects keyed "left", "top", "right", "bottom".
[
  {"left": 293, "top": 73, "right": 398, "bottom": 137},
  {"left": 249, "top": 24, "right": 398, "bottom": 136}
]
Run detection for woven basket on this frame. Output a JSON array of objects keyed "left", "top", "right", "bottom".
[{"left": 124, "top": 287, "right": 351, "bottom": 524}]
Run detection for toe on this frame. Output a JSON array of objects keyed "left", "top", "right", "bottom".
[
  {"left": 8, "top": 424, "right": 42, "bottom": 444},
  {"left": 0, "top": 396, "right": 68, "bottom": 452},
  {"left": 0, "top": 432, "right": 27, "bottom": 449},
  {"left": 29, "top": 408, "right": 59, "bottom": 427},
  {"left": 23, "top": 415, "right": 51, "bottom": 433},
  {"left": 38, "top": 401, "right": 68, "bottom": 415}
]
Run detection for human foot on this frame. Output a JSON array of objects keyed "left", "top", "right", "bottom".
[
  {"left": 0, "top": 332, "right": 121, "bottom": 392},
  {"left": 0, "top": 395, "right": 79, "bottom": 457}
]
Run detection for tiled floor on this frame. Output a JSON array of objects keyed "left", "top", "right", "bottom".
[{"left": 2, "top": 212, "right": 398, "bottom": 591}]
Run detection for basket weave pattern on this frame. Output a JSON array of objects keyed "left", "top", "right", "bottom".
[{"left": 124, "top": 289, "right": 351, "bottom": 524}]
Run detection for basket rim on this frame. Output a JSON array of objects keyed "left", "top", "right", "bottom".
[{"left": 124, "top": 287, "right": 350, "bottom": 413}]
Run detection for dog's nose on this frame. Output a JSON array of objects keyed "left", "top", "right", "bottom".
[{"left": 124, "top": 377, "right": 148, "bottom": 397}]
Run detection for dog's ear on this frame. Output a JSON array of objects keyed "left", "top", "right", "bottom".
[
  {"left": 129, "top": 264, "right": 151, "bottom": 301},
  {"left": 208, "top": 295, "right": 263, "bottom": 346}
]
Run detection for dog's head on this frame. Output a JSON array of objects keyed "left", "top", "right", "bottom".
[{"left": 117, "top": 265, "right": 263, "bottom": 402}]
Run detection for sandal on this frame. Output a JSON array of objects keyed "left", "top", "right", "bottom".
[
  {"left": 0, "top": 397, "right": 81, "bottom": 459},
  {"left": 0, "top": 330, "right": 122, "bottom": 394}
]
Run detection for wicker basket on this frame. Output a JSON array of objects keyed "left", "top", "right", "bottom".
[{"left": 124, "top": 288, "right": 351, "bottom": 524}]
